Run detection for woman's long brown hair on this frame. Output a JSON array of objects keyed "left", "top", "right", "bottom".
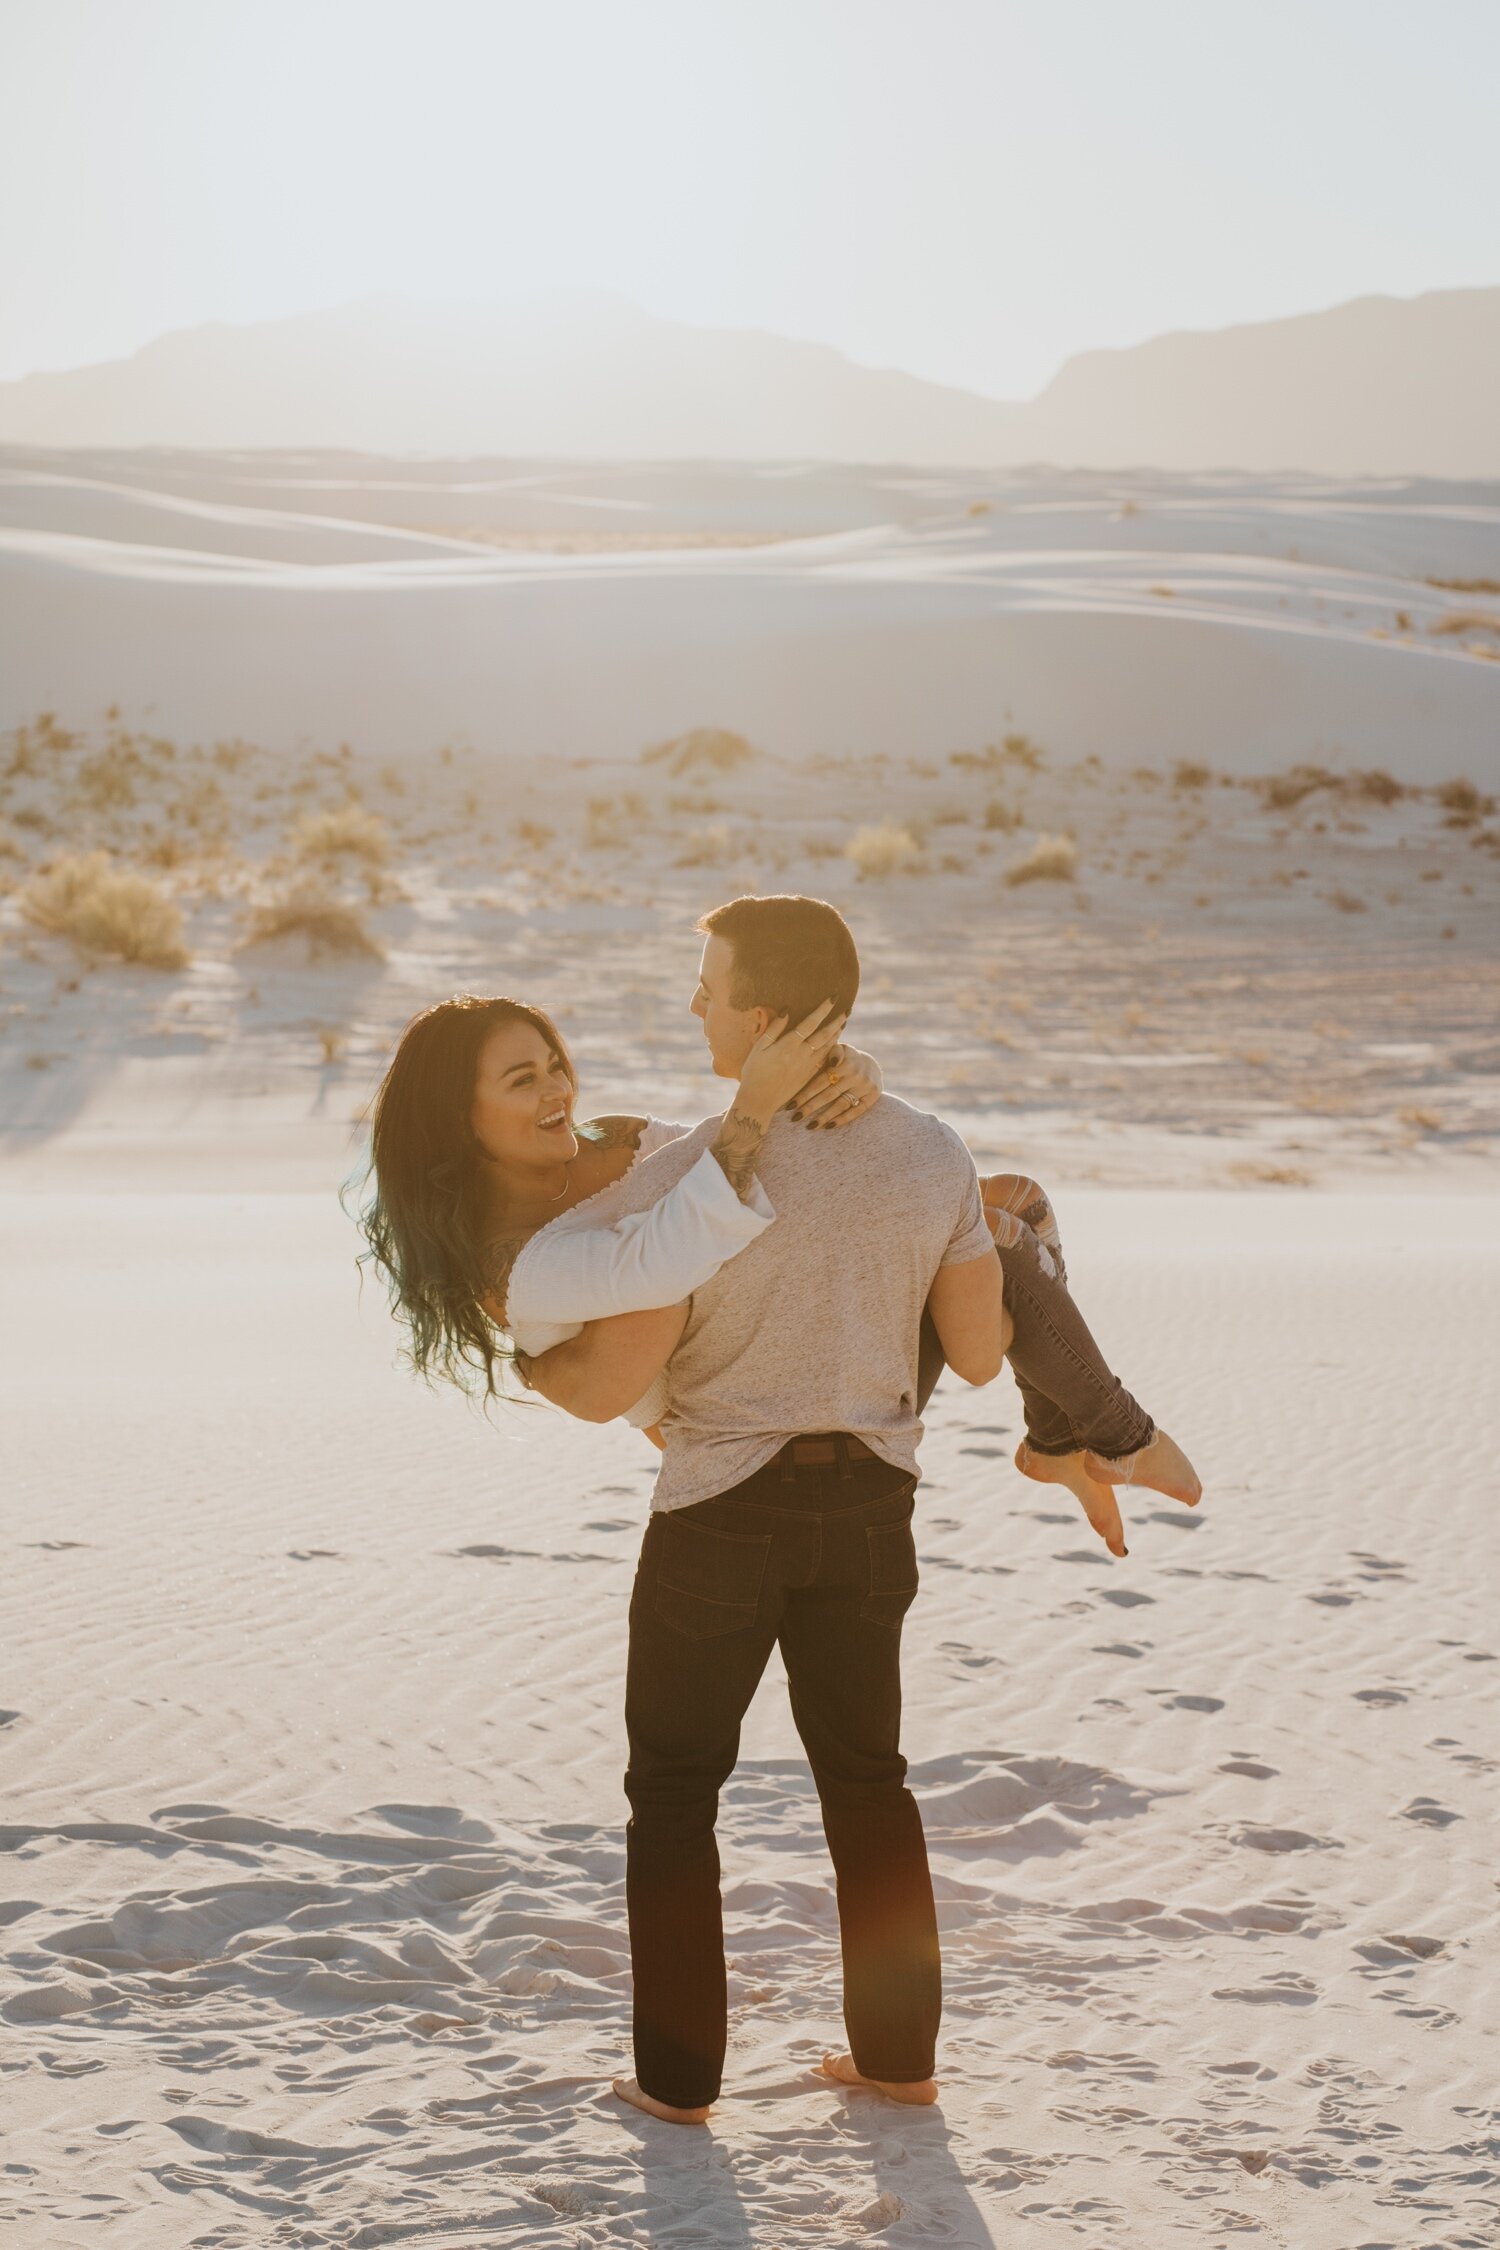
[{"left": 356, "top": 993, "right": 577, "bottom": 1400}]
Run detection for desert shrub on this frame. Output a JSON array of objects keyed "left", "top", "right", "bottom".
[
  {"left": 1436, "top": 778, "right": 1493, "bottom": 822},
  {"left": 175, "top": 775, "right": 230, "bottom": 834},
  {"left": 1347, "top": 768, "right": 1406, "bottom": 805},
  {"left": 1003, "top": 833, "right": 1077, "bottom": 887},
  {"left": 0, "top": 823, "right": 24, "bottom": 862},
  {"left": 949, "top": 731, "right": 1045, "bottom": 776},
  {"left": 244, "top": 885, "right": 385, "bottom": 960},
  {"left": 983, "top": 798, "right": 1021, "bottom": 831},
  {"left": 1173, "top": 760, "right": 1212, "bottom": 790},
  {"left": 291, "top": 800, "right": 390, "bottom": 864},
  {"left": 1260, "top": 765, "right": 1335, "bottom": 811},
  {"left": 1327, "top": 889, "right": 1367, "bottom": 913},
  {"left": 642, "top": 727, "right": 757, "bottom": 779},
  {"left": 1002, "top": 732, "right": 1045, "bottom": 770},
  {"left": 74, "top": 749, "right": 140, "bottom": 810},
  {"left": 673, "top": 823, "right": 734, "bottom": 868},
  {"left": 845, "top": 822, "right": 921, "bottom": 878},
  {"left": 514, "top": 819, "right": 555, "bottom": 850},
  {"left": 1427, "top": 576, "right": 1500, "bottom": 594},
  {"left": 20, "top": 852, "right": 188, "bottom": 968}
]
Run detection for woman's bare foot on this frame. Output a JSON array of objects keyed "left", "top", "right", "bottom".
[
  {"left": 1085, "top": 1429, "right": 1201, "bottom": 1508},
  {"left": 817, "top": 2052, "right": 939, "bottom": 2105},
  {"left": 1014, "top": 1440, "right": 1127, "bottom": 1558},
  {"left": 611, "top": 2075, "right": 711, "bottom": 2125}
]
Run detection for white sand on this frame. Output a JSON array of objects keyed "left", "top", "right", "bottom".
[
  {"left": 3, "top": 456, "right": 1498, "bottom": 780},
  {"left": 1, "top": 448, "right": 1496, "bottom": 2241},
  {"left": 2, "top": 1184, "right": 1495, "bottom": 2246}
]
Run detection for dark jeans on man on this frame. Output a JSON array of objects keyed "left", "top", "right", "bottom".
[{"left": 624, "top": 1439, "right": 937, "bottom": 2110}]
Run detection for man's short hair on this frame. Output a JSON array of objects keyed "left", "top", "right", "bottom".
[{"left": 697, "top": 894, "right": 860, "bottom": 1022}]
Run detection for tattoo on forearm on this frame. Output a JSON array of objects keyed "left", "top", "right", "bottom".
[{"left": 712, "top": 1106, "right": 769, "bottom": 1202}]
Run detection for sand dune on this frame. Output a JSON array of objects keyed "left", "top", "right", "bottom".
[
  {"left": 3, "top": 1188, "right": 1495, "bottom": 2245},
  {"left": 2, "top": 456, "right": 1498, "bottom": 778}
]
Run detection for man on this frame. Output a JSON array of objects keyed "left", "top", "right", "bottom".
[{"left": 524, "top": 895, "right": 1008, "bottom": 2124}]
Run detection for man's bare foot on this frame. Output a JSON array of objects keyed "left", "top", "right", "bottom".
[
  {"left": 611, "top": 2075, "right": 711, "bottom": 2125},
  {"left": 1014, "top": 1441, "right": 1127, "bottom": 1558},
  {"left": 1085, "top": 1429, "right": 1201, "bottom": 1508},
  {"left": 817, "top": 2052, "right": 939, "bottom": 2105}
]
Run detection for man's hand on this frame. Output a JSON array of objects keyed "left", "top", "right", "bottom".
[{"left": 517, "top": 1304, "right": 689, "bottom": 1423}]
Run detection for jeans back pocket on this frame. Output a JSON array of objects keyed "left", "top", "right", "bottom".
[
  {"left": 861, "top": 1498, "right": 919, "bottom": 1629},
  {"left": 653, "top": 1513, "right": 772, "bottom": 1641}
]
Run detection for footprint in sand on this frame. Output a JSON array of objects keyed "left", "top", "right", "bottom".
[
  {"left": 1353, "top": 1687, "right": 1406, "bottom": 1706},
  {"left": 1093, "top": 1643, "right": 1147, "bottom": 1659},
  {"left": 23, "top": 1539, "right": 89, "bottom": 1551},
  {"left": 1099, "top": 1588, "right": 1155, "bottom": 1609},
  {"left": 1236, "top": 1826, "right": 1332, "bottom": 1853},
  {"left": 1400, "top": 1798, "right": 1461, "bottom": 1828},
  {"left": 1160, "top": 1693, "right": 1225, "bottom": 1713},
  {"left": 1218, "top": 1758, "right": 1277, "bottom": 1779},
  {"left": 1213, "top": 1973, "right": 1320, "bottom": 2006},
  {"left": 286, "top": 1549, "right": 342, "bottom": 1561}
]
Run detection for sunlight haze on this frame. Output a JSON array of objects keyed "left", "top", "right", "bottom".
[{"left": 3, "top": 0, "right": 1498, "bottom": 392}]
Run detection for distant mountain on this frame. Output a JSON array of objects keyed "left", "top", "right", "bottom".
[
  {"left": 1020, "top": 286, "right": 1500, "bottom": 480},
  {"left": 0, "top": 292, "right": 1025, "bottom": 465},
  {"left": 0, "top": 285, "right": 1496, "bottom": 475}
]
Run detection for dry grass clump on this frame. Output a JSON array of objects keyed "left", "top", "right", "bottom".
[
  {"left": 1427, "top": 576, "right": 1500, "bottom": 595},
  {"left": 514, "top": 818, "right": 555, "bottom": 852},
  {"left": 1172, "top": 760, "right": 1212, "bottom": 790},
  {"left": 642, "top": 727, "right": 757, "bottom": 779},
  {"left": 1327, "top": 889, "right": 1367, "bottom": 913},
  {"left": 244, "top": 885, "right": 385, "bottom": 960},
  {"left": 844, "top": 822, "right": 923, "bottom": 879},
  {"left": 20, "top": 852, "right": 188, "bottom": 969},
  {"left": 983, "top": 798, "right": 1021, "bottom": 831},
  {"left": 291, "top": 801, "right": 390, "bottom": 865},
  {"left": 1003, "top": 833, "right": 1077, "bottom": 887}
]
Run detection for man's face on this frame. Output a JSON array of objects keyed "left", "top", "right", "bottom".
[{"left": 691, "top": 934, "right": 768, "bottom": 1079}]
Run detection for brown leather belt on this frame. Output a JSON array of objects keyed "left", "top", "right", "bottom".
[{"left": 775, "top": 1433, "right": 880, "bottom": 1467}]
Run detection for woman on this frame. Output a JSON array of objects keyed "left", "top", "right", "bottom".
[{"left": 358, "top": 992, "right": 1198, "bottom": 1553}]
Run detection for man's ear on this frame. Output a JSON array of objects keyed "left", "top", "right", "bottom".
[{"left": 749, "top": 1005, "right": 774, "bottom": 1041}]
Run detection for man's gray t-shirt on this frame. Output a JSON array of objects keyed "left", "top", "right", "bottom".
[{"left": 590, "top": 1094, "right": 994, "bottom": 1512}]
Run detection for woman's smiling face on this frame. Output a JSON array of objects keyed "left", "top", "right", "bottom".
[{"left": 471, "top": 1018, "right": 579, "bottom": 1170}]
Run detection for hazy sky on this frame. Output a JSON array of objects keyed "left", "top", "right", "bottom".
[{"left": 3, "top": 0, "right": 1497, "bottom": 396}]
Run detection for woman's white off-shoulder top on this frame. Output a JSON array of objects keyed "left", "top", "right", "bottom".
[{"left": 505, "top": 1119, "right": 774, "bottom": 1428}]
